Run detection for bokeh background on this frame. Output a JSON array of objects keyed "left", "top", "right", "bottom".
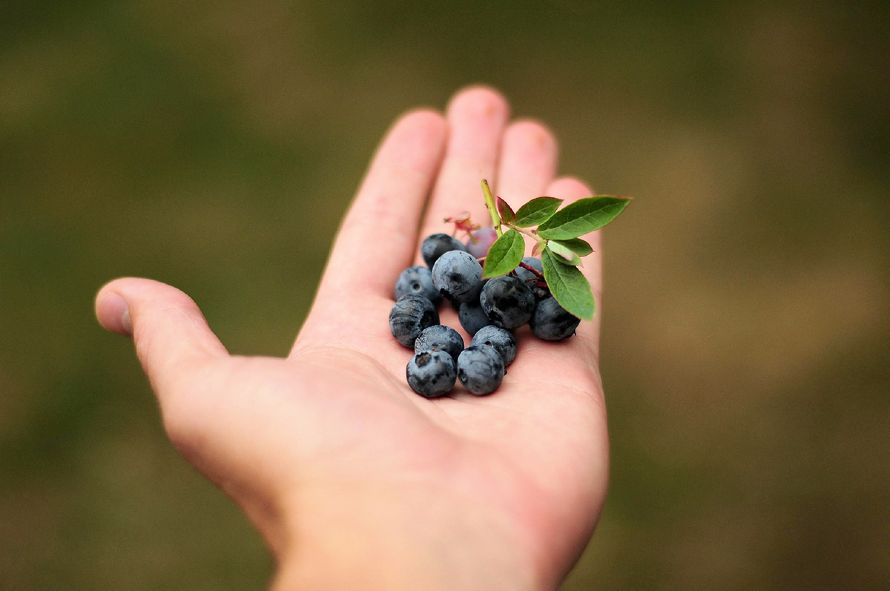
[{"left": 2, "top": 1, "right": 888, "bottom": 589}]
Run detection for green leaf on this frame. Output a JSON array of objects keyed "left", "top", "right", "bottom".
[
  {"left": 537, "top": 196, "right": 631, "bottom": 240},
  {"left": 483, "top": 229, "right": 525, "bottom": 278},
  {"left": 546, "top": 240, "right": 581, "bottom": 265},
  {"left": 542, "top": 248, "right": 594, "bottom": 320},
  {"left": 551, "top": 237, "right": 593, "bottom": 257},
  {"left": 512, "top": 197, "right": 562, "bottom": 227},
  {"left": 496, "top": 197, "right": 515, "bottom": 224}
]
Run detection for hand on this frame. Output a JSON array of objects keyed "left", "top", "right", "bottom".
[{"left": 95, "top": 86, "right": 609, "bottom": 590}]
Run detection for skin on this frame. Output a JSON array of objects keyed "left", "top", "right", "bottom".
[{"left": 95, "top": 86, "right": 608, "bottom": 590}]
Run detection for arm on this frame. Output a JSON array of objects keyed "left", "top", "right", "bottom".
[{"left": 95, "top": 86, "right": 609, "bottom": 590}]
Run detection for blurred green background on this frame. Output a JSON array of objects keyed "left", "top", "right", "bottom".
[{"left": 2, "top": 1, "right": 888, "bottom": 589}]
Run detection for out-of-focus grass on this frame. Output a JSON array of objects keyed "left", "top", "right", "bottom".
[{"left": 1, "top": 1, "right": 888, "bottom": 589}]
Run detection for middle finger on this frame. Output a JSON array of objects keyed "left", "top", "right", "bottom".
[{"left": 416, "top": 86, "right": 510, "bottom": 249}]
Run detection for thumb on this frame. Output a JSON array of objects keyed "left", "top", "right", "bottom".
[{"left": 95, "top": 278, "right": 228, "bottom": 395}]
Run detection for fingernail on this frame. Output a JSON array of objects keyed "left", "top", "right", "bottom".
[
  {"left": 121, "top": 306, "right": 132, "bottom": 335},
  {"left": 105, "top": 292, "right": 132, "bottom": 335}
]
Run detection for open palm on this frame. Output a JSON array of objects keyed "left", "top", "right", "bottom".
[{"left": 96, "top": 87, "right": 609, "bottom": 590}]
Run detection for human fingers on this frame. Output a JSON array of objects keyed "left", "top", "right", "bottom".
[
  {"left": 495, "top": 119, "right": 558, "bottom": 213},
  {"left": 416, "top": 86, "right": 510, "bottom": 249},
  {"left": 319, "top": 109, "right": 447, "bottom": 298},
  {"left": 95, "top": 277, "right": 228, "bottom": 401}
]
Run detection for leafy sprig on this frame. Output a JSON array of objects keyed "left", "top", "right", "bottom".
[{"left": 479, "top": 179, "right": 631, "bottom": 320}]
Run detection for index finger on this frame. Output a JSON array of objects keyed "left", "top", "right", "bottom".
[{"left": 317, "top": 110, "right": 447, "bottom": 299}]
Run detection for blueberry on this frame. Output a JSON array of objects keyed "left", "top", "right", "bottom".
[
  {"left": 456, "top": 345, "right": 505, "bottom": 395},
  {"left": 395, "top": 265, "right": 441, "bottom": 304},
  {"left": 415, "top": 325, "right": 464, "bottom": 362},
  {"left": 480, "top": 276, "right": 535, "bottom": 329},
  {"left": 458, "top": 300, "right": 491, "bottom": 335},
  {"left": 406, "top": 350, "right": 457, "bottom": 398},
  {"left": 389, "top": 295, "right": 438, "bottom": 347},
  {"left": 448, "top": 278, "right": 486, "bottom": 312},
  {"left": 421, "top": 233, "right": 467, "bottom": 268},
  {"left": 530, "top": 297, "right": 581, "bottom": 341},
  {"left": 454, "top": 277, "right": 486, "bottom": 310},
  {"left": 465, "top": 227, "right": 498, "bottom": 258},
  {"left": 513, "top": 257, "right": 549, "bottom": 300},
  {"left": 471, "top": 325, "right": 516, "bottom": 366},
  {"left": 431, "top": 250, "right": 483, "bottom": 304}
]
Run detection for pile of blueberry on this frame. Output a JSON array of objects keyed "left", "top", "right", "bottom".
[{"left": 389, "top": 231, "right": 581, "bottom": 398}]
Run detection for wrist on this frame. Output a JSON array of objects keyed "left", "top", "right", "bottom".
[{"left": 271, "top": 482, "right": 546, "bottom": 591}]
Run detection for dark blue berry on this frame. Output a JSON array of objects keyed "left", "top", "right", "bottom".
[
  {"left": 421, "top": 233, "right": 467, "bottom": 268},
  {"left": 389, "top": 295, "right": 438, "bottom": 347},
  {"left": 415, "top": 325, "right": 464, "bottom": 362},
  {"left": 456, "top": 345, "right": 505, "bottom": 395},
  {"left": 407, "top": 350, "right": 456, "bottom": 398},
  {"left": 395, "top": 265, "right": 441, "bottom": 304},
  {"left": 431, "top": 250, "right": 483, "bottom": 304},
  {"left": 530, "top": 297, "right": 580, "bottom": 341},
  {"left": 458, "top": 300, "right": 491, "bottom": 335},
  {"left": 513, "top": 257, "right": 549, "bottom": 300},
  {"left": 471, "top": 325, "right": 516, "bottom": 366},
  {"left": 480, "top": 276, "right": 535, "bottom": 329}
]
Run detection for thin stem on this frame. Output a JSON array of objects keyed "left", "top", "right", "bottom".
[
  {"left": 510, "top": 224, "right": 546, "bottom": 253},
  {"left": 511, "top": 226, "right": 537, "bottom": 240},
  {"left": 518, "top": 261, "right": 544, "bottom": 279},
  {"left": 481, "top": 179, "right": 502, "bottom": 237}
]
